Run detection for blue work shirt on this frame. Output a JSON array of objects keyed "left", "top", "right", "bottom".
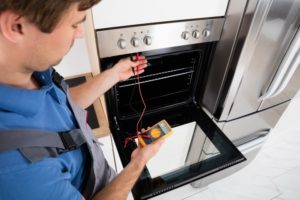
[{"left": 0, "top": 69, "right": 86, "bottom": 200}]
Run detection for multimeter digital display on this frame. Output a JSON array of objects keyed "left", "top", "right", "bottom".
[{"left": 137, "top": 120, "right": 173, "bottom": 147}]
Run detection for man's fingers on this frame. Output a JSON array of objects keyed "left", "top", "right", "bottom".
[{"left": 131, "top": 55, "right": 146, "bottom": 61}]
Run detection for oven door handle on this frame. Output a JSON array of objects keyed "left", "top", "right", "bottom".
[{"left": 259, "top": 30, "right": 300, "bottom": 101}]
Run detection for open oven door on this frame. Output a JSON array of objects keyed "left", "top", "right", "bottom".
[
  {"left": 107, "top": 101, "right": 246, "bottom": 200},
  {"left": 109, "top": 104, "right": 246, "bottom": 200}
]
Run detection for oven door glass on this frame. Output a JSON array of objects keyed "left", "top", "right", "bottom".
[{"left": 111, "top": 104, "right": 245, "bottom": 200}]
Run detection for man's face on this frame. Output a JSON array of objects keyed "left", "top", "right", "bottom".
[{"left": 23, "top": 3, "right": 86, "bottom": 71}]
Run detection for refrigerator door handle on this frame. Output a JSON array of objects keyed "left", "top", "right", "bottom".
[{"left": 260, "top": 30, "right": 300, "bottom": 101}]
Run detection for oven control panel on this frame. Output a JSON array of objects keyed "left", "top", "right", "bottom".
[{"left": 96, "top": 18, "right": 225, "bottom": 58}]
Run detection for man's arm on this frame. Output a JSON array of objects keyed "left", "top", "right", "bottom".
[
  {"left": 91, "top": 139, "right": 164, "bottom": 200},
  {"left": 70, "top": 56, "right": 147, "bottom": 109}
]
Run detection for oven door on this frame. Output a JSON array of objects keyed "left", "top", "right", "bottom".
[
  {"left": 112, "top": 105, "right": 245, "bottom": 200},
  {"left": 101, "top": 46, "right": 246, "bottom": 200}
]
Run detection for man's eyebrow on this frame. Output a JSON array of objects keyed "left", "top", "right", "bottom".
[{"left": 74, "top": 15, "right": 86, "bottom": 25}]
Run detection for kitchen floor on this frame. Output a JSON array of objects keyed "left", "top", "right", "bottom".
[{"left": 99, "top": 94, "right": 300, "bottom": 200}]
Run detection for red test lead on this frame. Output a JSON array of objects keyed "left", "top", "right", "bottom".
[{"left": 124, "top": 53, "right": 148, "bottom": 148}]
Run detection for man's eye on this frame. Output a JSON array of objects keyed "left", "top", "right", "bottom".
[{"left": 72, "top": 25, "right": 78, "bottom": 29}]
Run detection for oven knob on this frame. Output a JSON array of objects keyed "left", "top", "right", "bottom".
[
  {"left": 181, "top": 31, "right": 190, "bottom": 40},
  {"left": 131, "top": 37, "right": 140, "bottom": 47},
  {"left": 192, "top": 30, "right": 201, "bottom": 39},
  {"left": 117, "top": 39, "right": 126, "bottom": 49},
  {"left": 202, "top": 29, "right": 211, "bottom": 37},
  {"left": 143, "top": 36, "right": 152, "bottom": 46}
]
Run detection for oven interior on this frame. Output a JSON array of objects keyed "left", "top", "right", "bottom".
[{"left": 100, "top": 44, "right": 214, "bottom": 124}]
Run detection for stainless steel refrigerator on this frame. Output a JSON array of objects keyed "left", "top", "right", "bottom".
[{"left": 196, "top": 0, "right": 300, "bottom": 187}]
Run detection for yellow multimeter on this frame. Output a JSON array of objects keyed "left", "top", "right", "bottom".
[{"left": 137, "top": 120, "right": 173, "bottom": 147}]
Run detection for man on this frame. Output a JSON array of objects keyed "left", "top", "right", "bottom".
[{"left": 0, "top": 0, "right": 163, "bottom": 199}]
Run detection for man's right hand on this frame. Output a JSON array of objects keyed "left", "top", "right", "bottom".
[
  {"left": 130, "top": 135, "right": 164, "bottom": 169},
  {"left": 92, "top": 131, "right": 164, "bottom": 200}
]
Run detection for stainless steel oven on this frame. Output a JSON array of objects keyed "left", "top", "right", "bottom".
[{"left": 95, "top": 18, "right": 246, "bottom": 199}]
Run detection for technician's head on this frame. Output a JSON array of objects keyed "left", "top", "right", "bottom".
[{"left": 0, "top": 0, "right": 101, "bottom": 72}]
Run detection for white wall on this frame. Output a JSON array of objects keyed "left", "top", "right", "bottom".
[
  {"left": 92, "top": 0, "right": 229, "bottom": 29},
  {"left": 54, "top": 38, "right": 92, "bottom": 78}
]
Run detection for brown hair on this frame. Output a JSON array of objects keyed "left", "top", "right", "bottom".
[{"left": 0, "top": 0, "right": 101, "bottom": 33}]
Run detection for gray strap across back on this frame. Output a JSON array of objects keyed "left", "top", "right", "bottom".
[{"left": 0, "top": 129, "right": 86, "bottom": 163}]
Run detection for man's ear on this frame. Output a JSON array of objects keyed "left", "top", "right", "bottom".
[{"left": 0, "top": 11, "right": 25, "bottom": 43}]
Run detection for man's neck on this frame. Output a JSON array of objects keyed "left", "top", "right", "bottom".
[{"left": 0, "top": 67, "right": 39, "bottom": 90}]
